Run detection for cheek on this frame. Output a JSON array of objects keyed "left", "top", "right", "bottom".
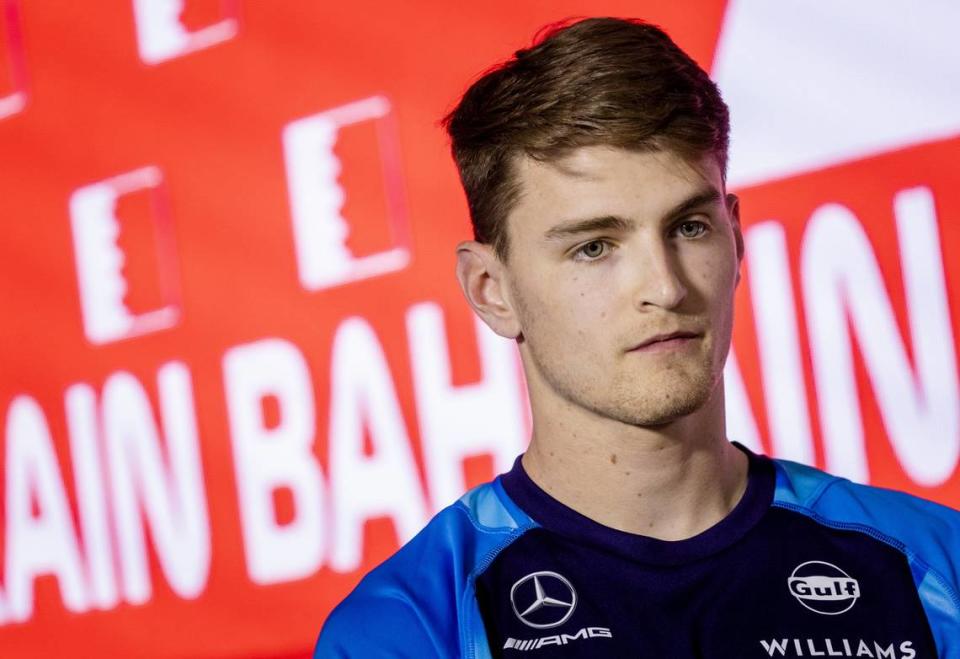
[
  {"left": 689, "top": 244, "right": 738, "bottom": 292},
  {"left": 520, "top": 272, "right": 613, "bottom": 341},
  {"left": 691, "top": 252, "right": 738, "bottom": 343},
  {"left": 565, "top": 272, "right": 615, "bottom": 316}
]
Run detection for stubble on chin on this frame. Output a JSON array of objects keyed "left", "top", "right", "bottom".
[
  {"left": 529, "top": 335, "right": 721, "bottom": 429},
  {"left": 607, "top": 362, "right": 717, "bottom": 427}
]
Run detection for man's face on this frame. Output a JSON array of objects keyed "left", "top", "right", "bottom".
[{"left": 501, "top": 146, "right": 743, "bottom": 427}]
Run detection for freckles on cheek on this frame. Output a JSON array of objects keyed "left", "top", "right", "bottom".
[
  {"left": 695, "top": 256, "right": 732, "bottom": 288},
  {"left": 550, "top": 270, "right": 613, "bottom": 323},
  {"left": 570, "top": 290, "right": 615, "bottom": 335}
]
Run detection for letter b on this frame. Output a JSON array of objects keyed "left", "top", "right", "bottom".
[{"left": 223, "top": 338, "right": 326, "bottom": 585}]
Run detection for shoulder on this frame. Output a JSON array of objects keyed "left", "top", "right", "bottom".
[
  {"left": 770, "top": 456, "right": 960, "bottom": 641},
  {"left": 771, "top": 457, "right": 960, "bottom": 572},
  {"left": 314, "top": 478, "right": 537, "bottom": 659}
]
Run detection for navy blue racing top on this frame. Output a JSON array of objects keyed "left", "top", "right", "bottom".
[{"left": 315, "top": 442, "right": 960, "bottom": 658}]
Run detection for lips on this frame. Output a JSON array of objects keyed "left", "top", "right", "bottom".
[{"left": 631, "top": 331, "right": 700, "bottom": 350}]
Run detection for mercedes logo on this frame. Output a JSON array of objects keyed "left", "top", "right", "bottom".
[{"left": 509, "top": 571, "right": 578, "bottom": 629}]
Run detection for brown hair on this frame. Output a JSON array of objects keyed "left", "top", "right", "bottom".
[{"left": 441, "top": 16, "right": 730, "bottom": 262}]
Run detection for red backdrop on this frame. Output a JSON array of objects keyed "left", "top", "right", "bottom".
[{"left": 1, "top": 1, "right": 958, "bottom": 657}]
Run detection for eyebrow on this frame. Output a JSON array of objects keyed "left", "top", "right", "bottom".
[{"left": 541, "top": 186, "right": 724, "bottom": 242}]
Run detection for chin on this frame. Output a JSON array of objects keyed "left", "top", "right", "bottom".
[
  {"left": 624, "top": 396, "right": 705, "bottom": 427},
  {"left": 609, "top": 373, "right": 717, "bottom": 426}
]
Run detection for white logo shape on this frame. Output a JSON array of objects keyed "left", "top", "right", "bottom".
[
  {"left": 69, "top": 166, "right": 181, "bottom": 345},
  {"left": 132, "top": 0, "right": 239, "bottom": 65},
  {"left": 510, "top": 571, "right": 577, "bottom": 629},
  {"left": 282, "top": 95, "right": 410, "bottom": 292},
  {"left": 788, "top": 560, "right": 860, "bottom": 615}
]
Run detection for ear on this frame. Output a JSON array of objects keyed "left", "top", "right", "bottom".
[
  {"left": 455, "top": 241, "right": 522, "bottom": 339},
  {"left": 726, "top": 193, "right": 744, "bottom": 286}
]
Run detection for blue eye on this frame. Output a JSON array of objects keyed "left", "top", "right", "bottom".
[
  {"left": 675, "top": 221, "right": 708, "bottom": 238},
  {"left": 573, "top": 240, "right": 609, "bottom": 261}
]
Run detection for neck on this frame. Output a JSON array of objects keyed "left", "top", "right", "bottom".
[{"left": 520, "top": 381, "right": 748, "bottom": 541}]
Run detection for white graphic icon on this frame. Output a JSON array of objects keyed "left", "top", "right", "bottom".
[
  {"left": 0, "top": 0, "right": 28, "bottom": 120},
  {"left": 282, "top": 95, "right": 410, "bottom": 292},
  {"left": 132, "top": 0, "right": 239, "bottom": 65},
  {"left": 69, "top": 166, "right": 181, "bottom": 345},
  {"left": 510, "top": 571, "right": 578, "bottom": 629},
  {"left": 788, "top": 560, "right": 860, "bottom": 615}
]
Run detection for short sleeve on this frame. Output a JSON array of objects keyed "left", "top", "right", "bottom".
[{"left": 314, "top": 592, "right": 445, "bottom": 659}]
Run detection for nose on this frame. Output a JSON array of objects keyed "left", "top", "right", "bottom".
[{"left": 630, "top": 236, "right": 688, "bottom": 310}]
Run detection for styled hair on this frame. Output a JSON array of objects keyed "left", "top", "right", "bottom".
[{"left": 441, "top": 16, "right": 730, "bottom": 262}]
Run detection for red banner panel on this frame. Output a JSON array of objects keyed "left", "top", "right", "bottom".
[{"left": 0, "top": 1, "right": 956, "bottom": 657}]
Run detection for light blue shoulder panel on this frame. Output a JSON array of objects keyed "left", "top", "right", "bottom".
[
  {"left": 772, "top": 458, "right": 960, "bottom": 658},
  {"left": 314, "top": 478, "right": 538, "bottom": 659}
]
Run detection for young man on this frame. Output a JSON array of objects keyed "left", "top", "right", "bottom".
[{"left": 315, "top": 17, "right": 960, "bottom": 658}]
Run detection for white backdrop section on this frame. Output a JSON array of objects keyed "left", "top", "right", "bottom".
[{"left": 712, "top": 0, "right": 960, "bottom": 189}]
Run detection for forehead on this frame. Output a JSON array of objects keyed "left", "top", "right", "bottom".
[{"left": 506, "top": 146, "right": 724, "bottom": 238}]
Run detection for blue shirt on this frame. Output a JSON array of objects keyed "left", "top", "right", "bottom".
[{"left": 315, "top": 442, "right": 960, "bottom": 657}]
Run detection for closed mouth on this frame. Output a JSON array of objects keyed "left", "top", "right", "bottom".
[{"left": 631, "top": 331, "right": 700, "bottom": 350}]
